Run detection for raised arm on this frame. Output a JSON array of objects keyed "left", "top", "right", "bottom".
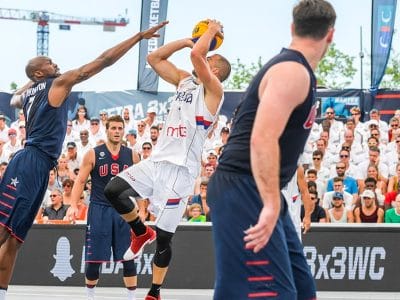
[
  {"left": 244, "top": 62, "right": 310, "bottom": 253},
  {"left": 190, "top": 20, "right": 224, "bottom": 115},
  {"left": 9, "top": 81, "right": 34, "bottom": 108},
  {"left": 147, "top": 38, "right": 193, "bottom": 87},
  {"left": 49, "top": 21, "right": 168, "bottom": 107}
]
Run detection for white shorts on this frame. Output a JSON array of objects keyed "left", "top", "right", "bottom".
[{"left": 117, "top": 159, "right": 194, "bottom": 233}]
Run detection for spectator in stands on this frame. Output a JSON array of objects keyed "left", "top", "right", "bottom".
[
  {"left": 83, "top": 179, "right": 92, "bottom": 205},
  {"left": 99, "top": 110, "right": 108, "bottom": 133},
  {"left": 144, "top": 107, "right": 158, "bottom": 132},
  {"left": 4, "top": 128, "right": 22, "bottom": 155},
  {"left": 326, "top": 162, "right": 358, "bottom": 202},
  {"left": 354, "top": 190, "right": 384, "bottom": 223},
  {"left": 388, "top": 116, "right": 399, "bottom": 142},
  {"left": 188, "top": 203, "right": 207, "bottom": 222},
  {"left": 319, "top": 107, "right": 344, "bottom": 145},
  {"left": 329, "top": 148, "right": 358, "bottom": 179},
  {"left": 136, "top": 120, "right": 150, "bottom": 147},
  {"left": 206, "top": 150, "right": 218, "bottom": 167},
  {"left": 309, "top": 149, "right": 330, "bottom": 182},
  {"left": 62, "top": 120, "right": 79, "bottom": 152},
  {"left": 77, "top": 129, "right": 93, "bottom": 156},
  {"left": 386, "top": 136, "right": 400, "bottom": 176},
  {"left": 357, "top": 146, "right": 389, "bottom": 187},
  {"left": 149, "top": 125, "right": 160, "bottom": 147},
  {"left": 367, "top": 108, "right": 389, "bottom": 140},
  {"left": 194, "top": 163, "right": 215, "bottom": 194},
  {"left": 369, "top": 127, "right": 387, "bottom": 154},
  {"left": 314, "top": 138, "right": 335, "bottom": 170},
  {"left": 301, "top": 190, "right": 326, "bottom": 223},
  {"left": 66, "top": 192, "right": 88, "bottom": 222},
  {"left": 189, "top": 178, "right": 211, "bottom": 221},
  {"left": 42, "top": 189, "right": 70, "bottom": 223},
  {"left": 10, "top": 110, "right": 25, "bottom": 132},
  {"left": 384, "top": 193, "right": 400, "bottom": 223},
  {"left": 322, "top": 177, "right": 354, "bottom": 211},
  {"left": 0, "top": 114, "right": 9, "bottom": 143},
  {"left": 363, "top": 177, "right": 385, "bottom": 208},
  {"left": 326, "top": 191, "right": 353, "bottom": 223},
  {"left": 350, "top": 106, "right": 365, "bottom": 134},
  {"left": 0, "top": 139, "right": 10, "bottom": 163},
  {"left": 47, "top": 169, "right": 61, "bottom": 192},
  {"left": 140, "top": 142, "right": 152, "bottom": 160},
  {"left": 366, "top": 164, "right": 387, "bottom": 197},
  {"left": 62, "top": 178, "right": 74, "bottom": 205},
  {"left": 56, "top": 154, "right": 72, "bottom": 183},
  {"left": 305, "top": 168, "right": 326, "bottom": 200},
  {"left": 66, "top": 141, "right": 81, "bottom": 171},
  {"left": 17, "top": 121, "right": 26, "bottom": 145},
  {"left": 122, "top": 107, "right": 135, "bottom": 132},
  {"left": 388, "top": 163, "right": 400, "bottom": 194},
  {"left": 0, "top": 161, "right": 8, "bottom": 181},
  {"left": 339, "top": 129, "right": 364, "bottom": 165},
  {"left": 72, "top": 105, "right": 90, "bottom": 134},
  {"left": 126, "top": 129, "right": 140, "bottom": 153},
  {"left": 89, "top": 117, "right": 106, "bottom": 146}
]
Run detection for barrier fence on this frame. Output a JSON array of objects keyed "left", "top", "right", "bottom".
[{"left": 11, "top": 223, "right": 400, "bottom": 291}]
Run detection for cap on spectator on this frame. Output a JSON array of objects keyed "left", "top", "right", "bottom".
[
  {"left": 370, "top": 108, "right": 380, "bottom": 114},
  {"left": 90, "top": 117, "right": 100, "bottom": 123},
  {"left": 221, "top": 127, "right": 230, "bottom": 134},
  {"left": 0, "top": 114, "right": 5, "bottom": 120},
  {"left": 147, "top": 107, "right": 157, "bottom": 114},
  {"left": 332, "top": 192, "right": 343, "bottom": 200},
  {"left": 361, "top": 190, "right": 375, "bottom": 199},
  {"left": 208, "top": 150, "right": 218, "bottom": 157},
  {"left": 127, "top": 129, "right": 137, "bottom": 136},
  {"left": 67, "top": 141, "right": 77, "bottom": 148},
  {"left": 368, "top": 120, "right": 379, "bottom": 127},
  {"left": 8, "top": 128, "right": 17, "bottom": 135}
]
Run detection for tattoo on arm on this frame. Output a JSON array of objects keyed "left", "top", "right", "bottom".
[{"left": 75, "top": 72, "right": 90, "bottom": 84}]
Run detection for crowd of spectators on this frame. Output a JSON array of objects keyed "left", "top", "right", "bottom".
[{"left": 1, "top": 105, "right": 400, "bottom": 225}]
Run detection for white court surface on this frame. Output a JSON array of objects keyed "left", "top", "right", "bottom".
[{"left": 5, "top": 286, "right": 400, "bottom": 300}]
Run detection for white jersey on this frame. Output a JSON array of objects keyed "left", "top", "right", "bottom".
[
  {"left": 151, "top": 76, "right": 222, "bottom": 177},
  {"left": 281, "top": 170, "right": 302, "bottom": 240}
]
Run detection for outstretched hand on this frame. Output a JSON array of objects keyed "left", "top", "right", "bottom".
[
  {"left": 141, "top": 21, "right": 169, "bottom": 39},
  {"left": 243, "top": 205, "right": 279, "bottom": 253}
]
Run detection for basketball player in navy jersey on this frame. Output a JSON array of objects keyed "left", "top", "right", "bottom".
[
  {"left": 207, "top": 1, "right": 336, "bottom": 299},
  {"left": 0, "top": 22, "right": 167, "bottom": 298},
  {"left": 68, "top": 115, "right": 139, "bottom": 300}
]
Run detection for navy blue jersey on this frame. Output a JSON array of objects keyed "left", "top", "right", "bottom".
[
  {"left": 90, "top": 144, "right": 133, "bottom": 205},
  {"left": 23, "top": 78, "right": 69, "bottom": 160},
  {"left": 218, "top": 48, "right": 317, "bottom": 188}
]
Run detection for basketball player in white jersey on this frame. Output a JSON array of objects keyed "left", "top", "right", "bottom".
[
  {"left": 281, "top": 165, "right": 312, "bottom": 240},
  {"left": 104, "top": 19, "right": 231, "bottom": 300}
]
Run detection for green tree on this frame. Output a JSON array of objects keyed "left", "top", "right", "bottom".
[
  {"left": 315, "top": 43, "right": 357, "bottom": 89},
  {"left": 10, "top": 81, "right": 17, "bottom": 91},
  {"left": 380, "top": 50, "right": 400, "bottom": 88},
  {"left": 225, "top": 57, "right": 263, "bottom": 90}
]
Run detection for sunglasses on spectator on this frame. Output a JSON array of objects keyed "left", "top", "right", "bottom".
[
  {"left": 351, "top": 113, "right": 360, "bottom": 116},
  {"left": 19, "top": 126, "right": 25, "bottom": 129},
  {"left": 396, "top": 141, "right": 400, "bottom": 144},
  {"left": 91, "top": 123, "right": 99, "bottom": 125},
  {"left": 336, "top": 167, "right": 345, "bottom": 169},
  {"left": 391, "top": 124, "right": 399, "bottom": 128},
  {"left": 50, "top": 194, "right": 59, "bottom": 198},
  {"left": 142, "top": 147, "right": 151, "bottom": 150},
  {"left": 100, "top": 113, "right": 107, "bottom": 116},
  {"left": 63, "top": 184, "right": 71, "bottom": 187},
  {"left": 312, "top": 157, "right": 321, "bottom": 160},
  {"left": 67, "top": 124, "right": 72, "bottom": 127},
  {"left": 326, "top": 112, "right": 334, "bottom": 115},
  {"left": 138, "top": 124, "right": 145, "bottom": 127},
  {"left": 340, "top": 155, "right": 349, "bottom": 158}
]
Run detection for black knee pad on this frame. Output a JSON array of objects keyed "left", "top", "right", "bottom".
[
  {"left": 153, "top": 228, "right": 174, "bottom": 268},
  {"left": 104, "top": 176, "right": 139, "bottom": 214},
  {"left": 85, "top": 262, "right": 101, "bottom": 281},
  {"left": 122, "top": 260, "right": 137, "bottom": 277}
]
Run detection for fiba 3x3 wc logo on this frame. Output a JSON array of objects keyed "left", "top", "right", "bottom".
[{"left": 50, "top": 236, "right": 154, "bottom": 282}]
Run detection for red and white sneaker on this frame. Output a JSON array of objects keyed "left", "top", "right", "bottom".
[
  {"left": 144, "top": 295, "right": 161, "bottom": 300},
  {"left": 123, "top": 226, "right": 156, "bottom": 260}
]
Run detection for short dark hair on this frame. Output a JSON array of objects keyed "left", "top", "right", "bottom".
[
  {"left": 293, "top": 0, "right": 336, "bottom": 39},
  {"left": 106, "top": 115, "right": 124, "bottom": 130}
]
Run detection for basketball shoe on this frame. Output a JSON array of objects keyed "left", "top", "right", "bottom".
[{"left": 123, "top": 226, "right": 156, "bottom": 260}]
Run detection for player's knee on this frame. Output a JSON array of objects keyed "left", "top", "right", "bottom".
[
  {"left": 122, "top": 260, "right": 137, "bottom": 277},
  {"left": 104, "top": 177, "right": 137, "bottom": 215},
  {"left": 85, "top": 263, "right": 101, "bottom": 281},
  {"left": 154, "top": 228, "right": 173, "bottom": 268}
]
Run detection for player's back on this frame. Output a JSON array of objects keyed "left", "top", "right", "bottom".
[
  {"left": 218, "top": 48, "right": 317, "bottom": 188},
  {"left": 23, "top": 78, "right": 68, "bottom": 160},
  {"left": 90, "top": 144, "right": 133, "bottom": 205}
]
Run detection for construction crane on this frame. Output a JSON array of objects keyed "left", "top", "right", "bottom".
[{"left": 0, "top": 8, "right": 129, "bottom": 56}]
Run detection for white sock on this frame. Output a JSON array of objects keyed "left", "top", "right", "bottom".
[
  {"left": 0, "top": 289, "right": 6, "bottom": 300},
  {"left": 86, "top": 286, "right": 95, "bottom": 300},
  {"left": 127, "top": 289, "right": 136, "bottom": 300}
]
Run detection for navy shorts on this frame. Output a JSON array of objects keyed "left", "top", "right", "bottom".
[
  {"left": 0, "top": 146, "right": 53, "bottom": 242},
  {"left": 208, "top": 171, "right": 316, "bottom": 300},
  {"left": 85, "top": 202, "right": 132, "bottom": 262}
]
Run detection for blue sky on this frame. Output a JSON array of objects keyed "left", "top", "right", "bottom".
[{"left": 0, "top": 0, "right": 394, "bottom": 92}]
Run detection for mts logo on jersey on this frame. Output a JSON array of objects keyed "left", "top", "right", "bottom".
[
  {"left": 99, "top": 163, "right": 129, "bottom": 177},
  {"left": 166, "top": 125, "right": 187, "bottom": 138}
]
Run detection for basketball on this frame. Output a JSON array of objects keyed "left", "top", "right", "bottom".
[{"left": 192, "top": 20, "right": 224, "bottom": 51}]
